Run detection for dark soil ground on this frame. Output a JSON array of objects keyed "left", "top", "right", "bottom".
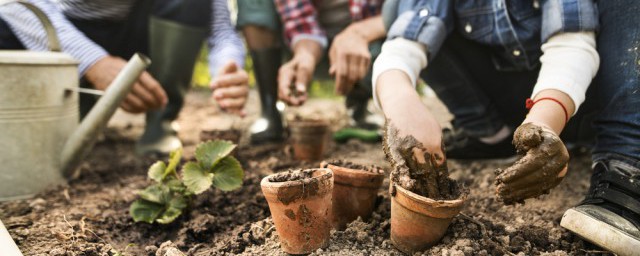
[{"left": 0, "top": 90, "right": 614, "bottom": 255}]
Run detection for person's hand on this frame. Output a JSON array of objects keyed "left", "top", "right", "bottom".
[
  {"left": 378, "top": 70, "right": 449, "bottom": 197},
  {"left": 495, "top": 122, "right": 569, "bottom": 204},
  {"left": 85, "top": 55, "right": 167, "bottom": 113},
  {"left": 277, "top": 51, "right": 316, "bottom": 106},
  {"left": 210, "top": 61, "right": 249, "bottom": 116},
  {"left": 329, "top": 29, "right": 371, "bottom": 95}
]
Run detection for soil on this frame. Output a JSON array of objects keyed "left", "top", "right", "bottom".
[
  {"left": 267, "top": 169, "right": 315, "bottom": 183},
  {"left": 383, "top": 123, "right": 460, "bottom": 200},
  {"left": 0, "top": 90, "right": 612, "bottom": 255},
  {"left": 321, "top": 160, "right": 385, "bottom": 174}
]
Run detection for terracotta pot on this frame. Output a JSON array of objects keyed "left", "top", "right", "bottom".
[
  {"left": 390, "top": 184, "right": 465, "bottom": 254},
  {"left": 321, "top": 160, "right": 384, "bottom": 230},
  {"left": 260, "top": 168, "right": 334, "bottom": 254},
  {"left": 289, "top": 120, "right": 329, "bottom": 161}
]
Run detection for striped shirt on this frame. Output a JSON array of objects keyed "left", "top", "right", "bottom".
[{"left": 0, "top": 0, "right": 245, "bottom": 77}]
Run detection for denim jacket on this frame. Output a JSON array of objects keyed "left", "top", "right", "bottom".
[{"left": 383, "top": 0, "right": 598, "bottom": 71}]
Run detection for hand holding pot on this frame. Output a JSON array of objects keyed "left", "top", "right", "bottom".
[
  {"left": 211, "top": 61, "right": 249, "bottom": 117},
  {"left": 495, "top": 123, "right": 569, "bottom": 204},
  {"left": 86, "top": 55, "right": 167, "bottom": 113}
]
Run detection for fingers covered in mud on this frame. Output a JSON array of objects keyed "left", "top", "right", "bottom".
[
  {"left": 383, "top": 122, "right": 457, "bottom": 200},
  {"left": 495, "top": 123, "right": 569, "bottom": 204}
]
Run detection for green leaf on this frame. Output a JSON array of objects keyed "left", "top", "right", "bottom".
[
  {"left": 130, "top": 199, "right": 164, "bottom": 223},
  {"left": 165, "top": 178, "right": 186, "bottom": 193},
  {"left": 137, "top": 184, "right": 168, "bottom": 204},
  {"left": 212, "top": 156, "right": 244, "bottom": 191},
  {"left": 182, "top": 162, "right": 213, "bottom": 195},
  {"left": 156, "top": 195, "right": 188, "bottom": 224},
  {"left": 148, "top": 161, "right": 167, "bottom": 182},
  {"left": 195, "top": 141, "right": 236, "bottom": 170},
  {"left": 165, "top": 148, "right": 183, "bottom": 176}
]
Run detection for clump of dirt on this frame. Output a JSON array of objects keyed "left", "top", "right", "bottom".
[
  {"left": 383, "top": 123, "right": 460, "bottom": 200},
  {"left": 321, "top": 159, "right": 385, "bottom": 174},
  {"left": 268, "top": 169, "right": 315, "bottom": 182}
]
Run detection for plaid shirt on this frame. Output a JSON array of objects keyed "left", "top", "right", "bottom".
[{"left": 274, "top": 0, "right": 384, "bottom": 48}]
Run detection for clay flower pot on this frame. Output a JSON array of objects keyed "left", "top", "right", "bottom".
[
  {"left": 289, "top": 120, "right": 330, "bottom": 161},
  {"left": 260, "top": 168, "right": 334, "bottom": 254},
  {"left": 320, "top": 160, "right": 384, "bottom": 230},
  {"left": 390, "top": 184, "right": 465, "bottom": 254}
]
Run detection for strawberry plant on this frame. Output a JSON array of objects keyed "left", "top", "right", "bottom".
[{"left": 129, "top": 140, "right": 244, "bottom": 224}]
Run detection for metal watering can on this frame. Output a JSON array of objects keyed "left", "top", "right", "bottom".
[{"left": 0, "top": 1, "right": 151, "bottom": 200}]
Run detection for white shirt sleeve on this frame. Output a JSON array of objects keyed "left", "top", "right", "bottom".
[
  {"left": 372, "top": 37, "right": 428, "bottom": 110},
  {"left": 0, "top": 0, "right": 108, "bottom": 75},
  {"left": 532, "top": 31, "right": 599, "bottom": 115}
]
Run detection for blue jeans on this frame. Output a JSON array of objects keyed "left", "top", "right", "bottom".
[
  {"left": 421, "top": 1, "right": 640, "bottom": 165},
  {"left": 591, "top": 0, "right": 640, "bottom": 166}
]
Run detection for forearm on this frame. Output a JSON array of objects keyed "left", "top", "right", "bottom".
[
  {"left": 376, "top": 70, "right": 419, "bottom": 114},
  {"left": 292, "top": 39, "right": 324, "bottom": 65},
  {"left": 345, "top": 16, "right": 386, "bottom": 43},
  {"left": 526, "top": 32, "right": 599, "bottom": 135},
  {"left": 377, "top": 69, "right": 443, "bottom": 152},
  {"left": 523, "top": 89, "right": 575, "bottom": 135},
  {"left": 372, "top": 38, "right": 428, "bottom": 108}
]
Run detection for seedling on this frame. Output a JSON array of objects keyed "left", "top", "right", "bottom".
[{"left": 130, "top": 140, "right": 244, "bottom": 224}]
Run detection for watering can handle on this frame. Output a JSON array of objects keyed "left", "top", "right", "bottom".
[{"left": 0, "top": 0, "right": 61, "bottom": 52}]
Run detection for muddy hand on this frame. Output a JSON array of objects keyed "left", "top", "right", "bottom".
[
  {"left": 495, "top": 123, "right": 569, "bottom": 204},
  {"left": 383, "top": 122, "right": 450, "bottom": 198}
]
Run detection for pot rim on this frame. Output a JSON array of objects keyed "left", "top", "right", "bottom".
[
  {"left": 321, "top": 161, "right": 384, "bottom": 188},
  {"left": 260, "top": 168, "right": 333, "bottom": 189},
  {"left": 392, "top": 183, "right": 465, "bottom": 218}
]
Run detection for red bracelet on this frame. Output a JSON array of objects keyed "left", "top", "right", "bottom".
[{"left": 525, "top": 97, "right": 569, "bottom": 123}]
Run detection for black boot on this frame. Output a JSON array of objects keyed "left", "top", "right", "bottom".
[
  {"left": 249, "top": 48, "right": 284, "bottom": 144},
  {"left": 345, "top": 83, "right": 382, "bottom": 131},
  {"left": 136, "top": 17, "right": 208, "bottom": 155}
]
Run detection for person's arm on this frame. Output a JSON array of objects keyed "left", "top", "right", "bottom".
[
  {"left": 276, "top": 39, "right": 323, "bottom": 106},
  {"left": 0, "top": 0, "right": 167, "bottom": 113},
  {"left": 273, "top": 0, "right": 325, "bottom": 106},
  {"left": 526, "top": 32, "right": 599, "bottom": 133},
  {"left": 208, "top": 0, "right": 248, "bottom": 116},
  {"left": 0, "top": 0, "right": 107, "bottom": 74},
  {"left": 208, "top": 0, "right": 245, "bottom": 77},
  {"left": 496, "top": 31, "right": 599, "bottom": 204},
  {"left": 330, "top": 15, "right": 386, "bottom": 95}
]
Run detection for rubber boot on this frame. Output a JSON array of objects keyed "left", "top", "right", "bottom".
[
  {"left": 345, "top": 83, "right": 382, "bottom": 131},
  {"left": 249, "top": 48, "right": 284, "bottom": 144},
  {"left": 136, "top": 17, "right": 208, "bottom": 156}
]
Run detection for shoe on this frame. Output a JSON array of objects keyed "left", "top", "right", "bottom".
[
  {"left": 560, "top": 160, "right": 640, "bottom": 256},
  {"left": 443, "top": 127, "right": 516, "bottom": 159},
  {"left": 136, "top": 121, "right": 182, "bottom": 156},
  {"left": 137, "top": 17, "right": 208, "bottom": 155},
  {"left": 249, "top": 48, "right": 284, "bottom": 144},
  {"left": 345, "top": 84, "right": 383, "bottom": 131}
]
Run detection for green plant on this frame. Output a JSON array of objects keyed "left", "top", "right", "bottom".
[{"left": 129, "top": 140, "right": 244, "bottom": 224}]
